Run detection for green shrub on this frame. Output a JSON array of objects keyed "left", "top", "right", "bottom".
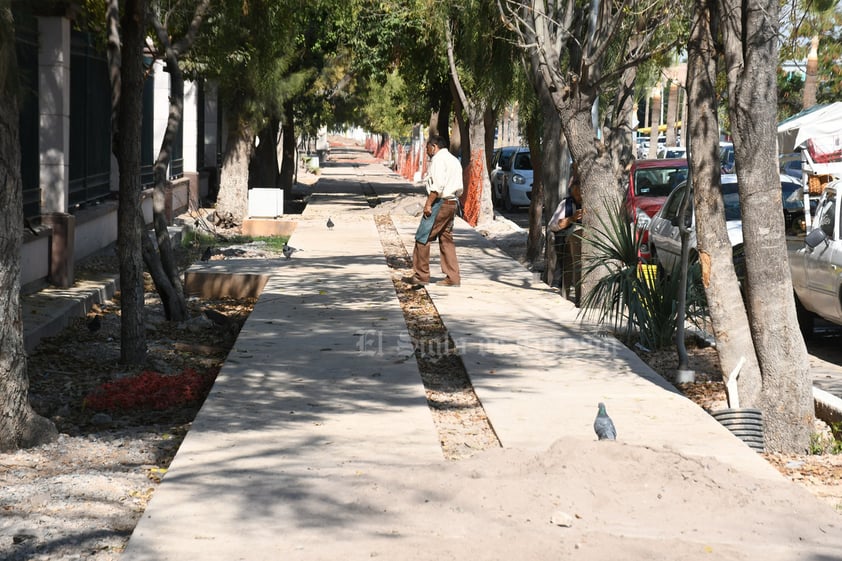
[{"left": 578, "top": 198, "right": 708, "bottom": 350}]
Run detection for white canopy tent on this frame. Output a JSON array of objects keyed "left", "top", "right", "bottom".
[
  {"left": 777, "top": 103, "right": 842, "bottom": 229},
  {"left": 778, "top": 102, "right": 842, "bottom": 155}
]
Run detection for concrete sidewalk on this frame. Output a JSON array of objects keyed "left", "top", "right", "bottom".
[
  {"left": 110, "top": 150, "right": 842, "bottom": 560},
  {"left": 14, "top": 144, "right": 838, "bottom": 559}
]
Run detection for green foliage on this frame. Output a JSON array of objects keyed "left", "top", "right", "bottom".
[
  {"left": 578, "top": 199, "right": 707, "bottom": 350},
  {"left": 779, "top": 2, "right": 842, "bottom": 108},
  {"left": 777, "top": 70, "right": 805, "bottom": 121},
  {"left": 182, "top": 230, "right": 289, "bottom": 252},
  {"left": 809, "top": 421, "right": 842, "bottom": 455},
  {"left": 362, "top": 70, "right": 414, "bottom": 138},
  {"left": 181, "top": 229, "right": 215, "bottom": 249},
  {"left": 186, "top": 0, "right": 356, "bottom": 135}
]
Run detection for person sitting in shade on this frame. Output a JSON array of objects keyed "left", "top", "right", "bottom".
[{"left": 548, "top": 178, "right": 584, "bottom": 305}]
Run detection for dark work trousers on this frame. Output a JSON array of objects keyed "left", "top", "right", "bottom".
[
  {"left": 552, "top": 231, "right": 566, "bottom": 288},
  {"left": 412, "top": 200, "right": 460, "bottom": 284}
]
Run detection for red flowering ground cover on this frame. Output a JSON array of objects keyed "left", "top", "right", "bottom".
[{"left": 84, "top": 368, "right": 219, "bottom": 413}]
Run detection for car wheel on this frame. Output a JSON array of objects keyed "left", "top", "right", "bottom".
[
  {"left": 648, "top": 246, "right": 667, "bottom": 278},
  {"left": 503, "top": 184, "right": 514, "bottom": 212},
  {"left": 492, "top": 183, "right": 501, "bottom": 208}
]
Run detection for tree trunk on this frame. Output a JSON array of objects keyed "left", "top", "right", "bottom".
[
  {"left": 603, "top": 60, "right": 638, "bottom": 181},
  {"left": 250, "top": 119, "right": 280, "bottom": 189},
  {"left": 686, "top": 0, "right": 762, "bottom": 410},
  {"left": 449, "top": 76, "right": 466, "bottom": 161},
  {"left": 146, "top": 53, "right": 188, "bottom": 323},
  {"left": 523, "top": 118, "right": 544, "bottom": 263},
  {"left": 719, "top": 0, "right": 813, "bottom": 452},
  {"left": 0, "top": 6, "right": 58, "bottom": 450},
  {"left": 526, "top": 59, "right": 567, "bottom": 288},
  {"left": 648, "top": 88, "right": 662, "bottom": 158},
  {"left": 464, "top": 103, "right": 494, "bottom": 227},
  {"left": 279, "top": 104, "right": 296, "bottom": 193},
  {"left": 114, "top": 0, "right": 149, "bottom": 364},
  {"left": 216, "top": 113, "right": 255, "bottom": 225},
  {"left": 483, "top": 107, "right": 496, "bottom": 176},
  {"left": 557, "top": 103, "right": 625, "bottom": 299},
  {"left": 802, "top": 36, "right": 819, "bottom": 110},
  {"left": 665, "top": 81, "right": 679, "bottom": 147}
]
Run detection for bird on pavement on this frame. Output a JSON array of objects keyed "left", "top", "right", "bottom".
[
  {"left": 326, "top": 217, "right": 335, "bottom": 230},
  {"left": 593, "top": 402, "right": 617, "bottom": 441},
  {"left": 283, "top": 243, "right": 300, "bottom": 260},
  {"left": 203, "top": 308, "right": 232, "bottom": 327},
  {"left": 200, "top": 246, "right": 213, "bottom": 261}
]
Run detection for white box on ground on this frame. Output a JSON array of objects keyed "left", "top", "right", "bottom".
[{"left": 248, "top": 188, "right": 284, "bottom": 218}]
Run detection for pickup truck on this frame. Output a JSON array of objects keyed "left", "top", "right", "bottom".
[{"left": 789, "top": 179, "right": 842, "bottom": 334}]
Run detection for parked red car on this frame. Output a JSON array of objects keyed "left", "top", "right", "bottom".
[{"left": 626, "top": 158, "right": 688, "bottom": 261}]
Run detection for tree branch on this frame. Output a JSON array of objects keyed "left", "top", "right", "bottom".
[{"left": 445, "top": 20, "right": 471, "bottom": 112}]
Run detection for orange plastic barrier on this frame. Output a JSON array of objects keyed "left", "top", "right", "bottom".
[{"left": 460, "top": 149, "right": 484, "bottom": 227}]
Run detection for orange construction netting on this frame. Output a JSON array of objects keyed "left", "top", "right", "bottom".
[{"left": 460, "top": 149, "right": 484, "bottom": 227}]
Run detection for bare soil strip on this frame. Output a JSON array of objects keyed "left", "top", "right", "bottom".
[{"left": 374, "top": 214, "right": 501, "bottom": 460}]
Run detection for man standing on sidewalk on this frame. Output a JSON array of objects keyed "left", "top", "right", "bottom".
[{"left": 403, "top": 135, "right": 463, "bottom": 287}]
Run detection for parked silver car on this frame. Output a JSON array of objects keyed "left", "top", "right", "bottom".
[
  {"left": 648, "top": 173, "right": 800, "bottom": 272},
  {"left": 490, "top": 146, "right": 533, "bottom": 210}
]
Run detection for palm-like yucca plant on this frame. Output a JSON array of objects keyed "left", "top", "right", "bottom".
[{"left": 577, "top": 198, "right": 704, "bottom": 350}]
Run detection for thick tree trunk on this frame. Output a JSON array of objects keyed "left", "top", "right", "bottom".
[
  {"left": 0, "top": 6, "right": 57, "bottom": 450},
  {"left": 250, "top": 119, "right": 280, "bottom": 189},
  {"left": 115, "top": 0, "right": 149, "bottom": 364},
  {"left": 686, "top": 0, "right": 762, "bottom": 408},
  {"left": 557, "top": 103, "right": 625, "bottom": 299},
  {"left": 527, "top": 64, "right": 567, "bottom": 288},
  {"left": 427, "top": 81, "right": 452, "bottom": 140},
  {"left": 465, "top": 103, "right": 494, "bottom": 226},
  {"left": 483, "top": 107, "right": 496, "bottom": 176},
  {"left": 279, "top": 103, "right": 296, "bottom": 193},
  {"left": 449, "top": 77, "right": 466, "bottom": 161},
  {"left": 216, "top": 115, "right": 255, "bottom": 225},
  {"left": 719, "top": 0, "right": 813, "bottom": 452}
]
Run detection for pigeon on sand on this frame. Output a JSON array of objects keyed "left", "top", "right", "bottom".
[
  {"left": 283, "top": 243, "right": 300, "bottom": 260},
  {"left": 326, "top": 217, "right": 335, "bottom": 230},
  {"left": 593, "top": 402, "right": 617, "bottom": 440}
]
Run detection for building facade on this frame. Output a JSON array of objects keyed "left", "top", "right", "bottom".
[{"left": 15, "top": 10, "right": 221, "bottom": 291}]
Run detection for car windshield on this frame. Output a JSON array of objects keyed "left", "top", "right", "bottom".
[
  {"left": 634, "top": 167, "right": 687, "bottom": 197},
  {"left": 513, "top": 152, "right": 532, "bottom": 170},
  {"left": 721, "top": 183, "right": 742, "bottom": 221},
  {"left": 721, "top": 179, "right": 802, "bottom": 220},
  {"left": 782, "top": 181, "right": 804, "bottom": 210}
]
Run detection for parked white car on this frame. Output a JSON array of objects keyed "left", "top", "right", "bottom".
[
  {"left": 790, "top": 179, "right": 842, "bottom": 334},
  {"left": 648, "top": 174, "right": 801, "bottom": 273},
  {"left": 657, "top": 146, "right": 686, "bottom": 159},
  {"left": 490, "top": 146, "right": 533, "bottom": 210}
]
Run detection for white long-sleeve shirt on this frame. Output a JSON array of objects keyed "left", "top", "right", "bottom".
[
  {"left": 425, "top": 149, "right": 464, "bottom": 199},
  {"left": 549, "top": 196, "right": 580, "bottom": 233}
]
